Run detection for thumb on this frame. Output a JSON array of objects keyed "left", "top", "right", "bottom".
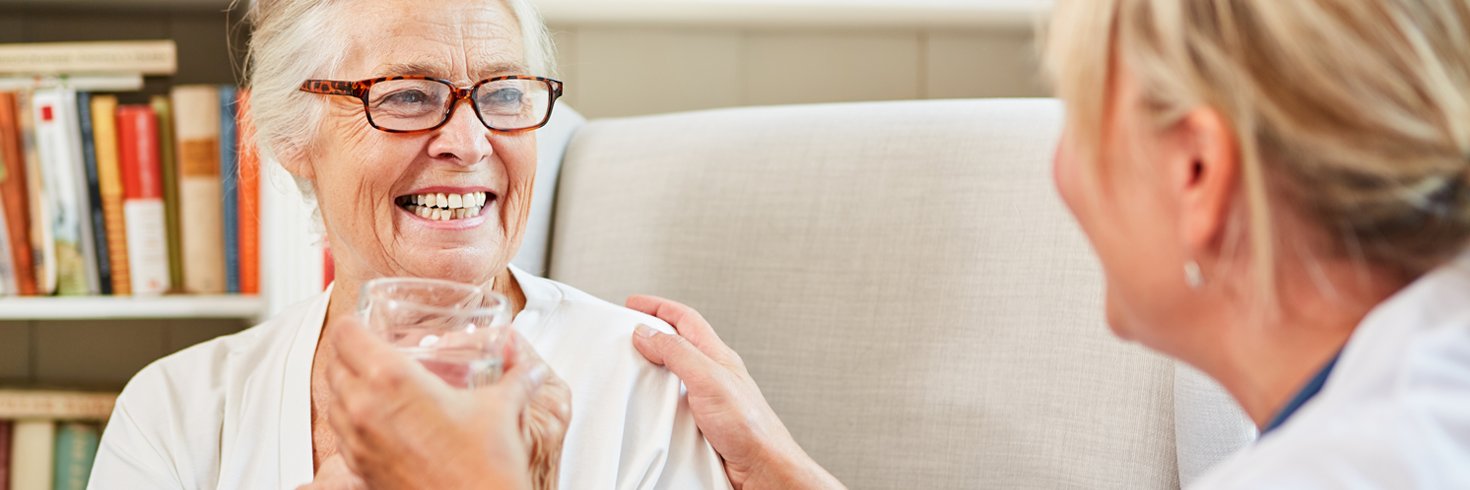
[{"left": 633, "top": 324, "right": 723, "bottom": 386}]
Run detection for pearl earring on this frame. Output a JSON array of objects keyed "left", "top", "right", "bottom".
[{"left": 1184, "top": 260, "right": 1205, "bottom": 289}]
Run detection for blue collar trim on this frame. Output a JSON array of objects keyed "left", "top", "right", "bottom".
[{"left": 1261, "top": 351, "right": 1342, "bottom": 436}]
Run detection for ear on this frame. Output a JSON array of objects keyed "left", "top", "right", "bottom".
[
  {"left": 275, "top": 144, "right": 317, "bottom": 181},
  {"left": 1175, "top": 107, "right": 1240, "bottom": 258}
]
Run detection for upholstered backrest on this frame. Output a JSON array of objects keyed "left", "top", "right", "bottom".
[
  {"left": 548, "top": 99, "right": 1182, "bottom": 489},
  {"left": 511, "top": 105, "right": 587, "bottom": 276}
]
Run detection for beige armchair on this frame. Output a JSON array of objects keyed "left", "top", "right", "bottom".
[{"left": 538, "top": 99, "right": 1254, "bottom": 490}]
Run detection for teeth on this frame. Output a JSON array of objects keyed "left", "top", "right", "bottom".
[{"left": 399, "top": 192, "right": 489, "bottom": 220}]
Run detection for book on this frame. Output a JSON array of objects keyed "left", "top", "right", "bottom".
[
  {"left": 51, "top": 423, "right": 98, "bottom": 490},
  {"left": 150, "top": 95, "right": 183, "bottom": 292},
  {"left": 0, "top": 419, "right": 10, "bottom": 490},
  {"left": 170, "top": 85, "right": 224, "bottom": 294},
  {"left": 16, "top": 92, "right": 55, "bottom": 295},
  {"left": 117, "top": 105, "right": 170, "bottom": 295},
  {"left": 9, "top": 419, "right": 53, "bottom": 490},
  {"left": 0, "top": 103, "right": 16, "bottom": 295},
  {"left": 236, "top": 90, "right": 259, "bottom": 295},
  {"left": 0, "top": 390, "right": 117, "bottom": 420},
  {"left": 90, "top": 95, "right": 131, "bottom": 296},
  {"left": 0, "top": 201, "right": 16, "bottom": 295},
  {"left": 78, "top": 93, "right": 115, "bottom": 295},
  {"left": 75, "top": 93, "right": 107, "bottom": 295},
  {"left": 32, "top": 88, "right": 93, "bottom": 296},
  {"left": 219, "top": 85, "right": 239, "bottom": 294},
  {"left": 0, "top": 40, "right": 177, "bottom": 75},
  {"left": 0, "top": 92, "right": 37, "bottom": 296}
]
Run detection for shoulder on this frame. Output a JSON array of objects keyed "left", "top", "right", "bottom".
[
  {"left": 111, "top": 293, "right": 319, "bottom": 447},
  {"left": 95, "top": 296, "right": 319, "bottom": 488},
  {"left": 1192, "top": 267, "right": 1470, "bottom": 490},
  {"left": 120, "top": 297, "right": 313, "bottom": 405},
  {"left": 516, "top": 270, "right": 676, "bottom": 341},
  {"left": 513, "top": 270, "right": 678, "bottom": 393}
]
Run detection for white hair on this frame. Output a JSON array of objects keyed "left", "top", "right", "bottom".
[{"left": 244, "top": 0, "right": 555, "bottom": 210}]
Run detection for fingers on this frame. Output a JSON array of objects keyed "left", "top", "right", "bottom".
[
  {"left": 625, "top": 295, "right": 735, "bottom": 364},
  {"left": 631, "top": 324, "right": 726, "bottom": 388},
  {"left": 486, "top": 333, "right": 551, "bottom": 416}
]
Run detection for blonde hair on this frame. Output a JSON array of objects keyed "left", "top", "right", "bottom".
[
  {"left": 1044, "top": 0, "right": 1470, "bottom": 288},
  {"left": 244, "top": 0, "right": 555, "bottom": 201}
]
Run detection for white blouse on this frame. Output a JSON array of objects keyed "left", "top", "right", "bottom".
[
  {"left": 87, "top": 266, "right": 732, "bottom": 490},
  {"left": 1191, "top": 252, "right": 1470, "bottom": 489}
]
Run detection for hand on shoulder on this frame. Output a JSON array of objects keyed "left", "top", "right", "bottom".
[{"left": 627, "top": 295, "right": 847, "bottom": 490}]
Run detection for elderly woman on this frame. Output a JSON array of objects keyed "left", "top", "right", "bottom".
[
  {"left": 87, "top": 0, "right": 731, "bottom": 489},
  {"left": 322, "top": 0, "right": 1470, "bottom": 489}
]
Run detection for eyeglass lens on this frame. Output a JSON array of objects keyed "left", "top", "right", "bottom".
[{"left": 365, "top": 78, "right": 553, "bottom": 132}]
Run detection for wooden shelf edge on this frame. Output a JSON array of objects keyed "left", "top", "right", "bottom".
[
  {"left": 0, "top": 295, "right": 264, "bottom": 320},
  {"left": 0, "top": 389, "right": 118, "bottom": 420}
]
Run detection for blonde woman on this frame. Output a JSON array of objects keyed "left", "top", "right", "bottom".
[{"left": 312, "top": 0, "right": 1470, "bottom": 489}]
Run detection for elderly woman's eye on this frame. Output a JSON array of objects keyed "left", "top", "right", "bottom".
[
  {"left": 380, "top": 89, "right": 436, "bottom": 107},
  {"left": 482, "top": 88, "right": 524, "bottom": 107}
]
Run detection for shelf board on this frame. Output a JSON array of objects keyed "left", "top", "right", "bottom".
[{"left": 0, "top": 295, "right": 264, "bottom": 320}]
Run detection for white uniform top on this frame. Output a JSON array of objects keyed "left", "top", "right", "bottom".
[
  {"left": 1192, "top": 253, "right": 1470, "bottom": 489},
  {"left": 87, "top": 266, "right": 732, "bottom": 490}
]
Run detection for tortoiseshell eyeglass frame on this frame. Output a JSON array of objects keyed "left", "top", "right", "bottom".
[{"left": 298, "top": 75, "right": 564, "bottom": 134}]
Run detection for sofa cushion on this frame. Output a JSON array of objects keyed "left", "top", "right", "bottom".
[{"left": 549, "top": 99, "right": 1179, "bottom": 489}]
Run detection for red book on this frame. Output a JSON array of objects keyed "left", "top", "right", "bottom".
[
  {"left": 0, "top": 93, "right": 37, "bottom": 296},
  {"left": 116, "top": 105, "right": 170, "bottom": 295},
  {"left": 236, "top": 91, "right": 259, "bottom": 295}
]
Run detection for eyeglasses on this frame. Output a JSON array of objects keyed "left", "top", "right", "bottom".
[{"left": 299, "top": 75, "right": 563, "bottom": 133}]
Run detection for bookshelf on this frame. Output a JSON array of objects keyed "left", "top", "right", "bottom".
[{"left": 0, "top": 4, "right": 325, "bottom": 391}]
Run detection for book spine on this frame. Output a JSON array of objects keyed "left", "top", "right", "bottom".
[
  {"left": 0, "top": 204, "right": 16, "bottom": 295},
  {"left": 9, "top": 419, "right": 53, "bottom": 490},
  {"left": 76, "top": 92, "right": 111, "bottom": 295},
  {"left": 16, "top": 92, "right": 55, "bottom": 295},
  {"left": 219, "top": 85, "right": 239, "bottom": 294},
  {"left": 0, "top": 93, "right": 37, "bottom": 296},
  {"left": 33, "top": 89, "right": 90, "bottom": 296},
  {"left": 0, "top": 419, "right": 10, "bottom": 490},
  {"left": 236, "top": 91, "right": 259, "bottom": 295},
  {"left": 117, "top": 105, "right": 169, "bottom": 295},
  {"left": 51, "top": 422, "right": 98, "bottom": 490},
  {"left": 91, "top": 95, "right": 130, "bottom": 296},
  {"left": 171, "top": 85, "right": 224, "bottom": 294},
  {"left": 149, "top": 95, "right": 183, "bottom": 293}
]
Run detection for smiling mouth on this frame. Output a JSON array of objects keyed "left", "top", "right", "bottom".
[{"left": 396, "top": 191, "right": 491, "bottom": 221}]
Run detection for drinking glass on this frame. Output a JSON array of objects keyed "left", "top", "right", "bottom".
[{"left": 357, "top": 277, "right": 512, "bottom": 389}]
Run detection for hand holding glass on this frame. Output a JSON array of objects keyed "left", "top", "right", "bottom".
[{"left": 357, "top": 277, "right": 511, "bottom": 389}]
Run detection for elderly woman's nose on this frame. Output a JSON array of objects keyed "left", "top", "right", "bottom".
[{"left": 426, "top": 99, "right": 494, "bottom": 165}]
